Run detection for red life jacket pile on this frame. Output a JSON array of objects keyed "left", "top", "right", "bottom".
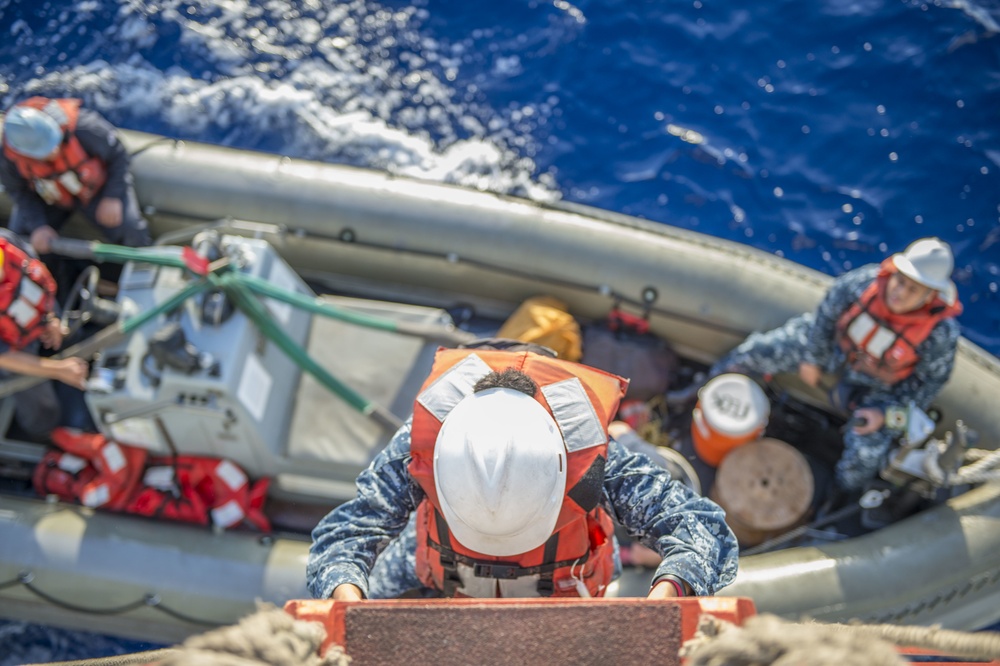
[{"left": 33, "top": 427, "right": 271, "bottom": 532}]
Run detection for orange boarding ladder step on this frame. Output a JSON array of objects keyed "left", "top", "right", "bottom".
[
  {"left": 284, "top": 596, "right": 1000, "bottom": 666},
  {"left": 286, "top": 596, "right": 752, "bottom": 665}
]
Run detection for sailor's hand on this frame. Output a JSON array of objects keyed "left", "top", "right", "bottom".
[
  {"left": 39, "top": 317, "right": 66, "bottom": 350},
  {"left": 798, "top": 362, "right": 822, "bottom": 387},
  {"left": 332, "top": 584, "right": 364, "bottom": 602},
  {"left": 95, "top": 197, "right": 123, "bottom": 228},
  {"left": 647, "top": 579, "right": 683, "bottom": 599},
  {"left": 30, "top": 225, "right": 59, "bottom": 255},
  {"left": 851, "top": 407, "right": 884, "bottom": 435},
  {"left": 55, "top": 357, "right": 89, "bottom": 390}
]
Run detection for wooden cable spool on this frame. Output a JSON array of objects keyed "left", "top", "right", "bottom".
[{"left": 709, "top": 437, "right": 814, "bottom": 547}]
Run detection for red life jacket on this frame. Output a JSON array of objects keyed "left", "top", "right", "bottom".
[
  {"left": 2, "top": 97, "right": 108, "bottom": 208},
  {"left": 33, "top": 428, "right": 147, "bottom": 511},
  {"left": 836, "top": 259, "right": 962, "bottom": 385},
  {"left": 409, "top": 348, "right": 628, "bottom": 598},
  {"left": 0, "top": 237, "right": 57, "bottom": 349},
  {"left": 126, "top": 455, "right": 271, "bottom": 532}
]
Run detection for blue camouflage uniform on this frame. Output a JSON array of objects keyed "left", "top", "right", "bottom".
[
  {"left": 307, "top": 419, "right": 739, "bottom": 600},
  {"left": 0, "top": 107, "right": 151, "bottom": 248},
  {"left": 711, "top": 264, "right": 961, "bottom": 491}
]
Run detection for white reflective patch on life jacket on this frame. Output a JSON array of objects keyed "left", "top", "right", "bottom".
[
  {"left": 143, "top": 466, "right": 176, "bottom": 491},
  {"left": 19, "top": 277, "right": 43, "bottom": 306},
  {"left": 57, "top": 453, "right": 87, "bottom": 474},
  {"left": 847, "top": 311, "right": 897, "bottom": 359},
  {"left": 42, "top": 99, "right": 69, "bottom": 126},
  {"left": 541, "top": 377, "right": 605, "bottom": 452},
  {"left": 417, "top": 353, "right": 492, "bottom": 422},
  {"left": 58, "top": 170, "right": 83, "bottom": 195},
  {"left": 211, "top": 499, "right": 246, "bottom": 528},
  {"left": 847, "top": 311, "right": 877, "bottom": 346},
  {"left": 215, "top": 459, "right": 247, "bottom": 492},
  {"left": 865, "top": 326, "right": 897, "bottom": 358},
  {"left": 100, "top": 442, "right": 127, "bottom": 475},
  {"left": 82, "top": 483, "right": 110, "bottom": 508},
  {"left": 9, "top": 277, "right": 45, "bottom": 328},
  {"left": 6, "top": 297, "right": 38, "bottom": 329},
  {"left": 34, "top": 178, "right": 62, "bottom": 204}
]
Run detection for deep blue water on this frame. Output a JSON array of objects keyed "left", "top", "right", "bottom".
[{"left": 0, "top": 0, "right": 999, "bottom": 661}]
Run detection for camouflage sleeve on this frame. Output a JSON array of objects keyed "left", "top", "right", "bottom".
[
  {"left": 863, "top": 318, "right": 961, "bottom": 412},
  {"left": 307, "top": 420, "right": 419, "bottom": 599},
  {"left": 804, "top": 265, "right": 878, "bottom": 367},
  {"left": 0, "top": 154, "right": 49, "bottom": 234},
  {"left": 602, "top": 440, "right": 739, "bottom": 596},
  {"left": 74, "top": 110, "right": 131, "bottom": 201}
]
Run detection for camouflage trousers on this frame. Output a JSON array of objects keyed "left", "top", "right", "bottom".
[
  {"left": 710, "top": 313, "right": 894, "bottom": 491},
  {"left": 368, "top": 515, "right": 624, "bottom": 599}
]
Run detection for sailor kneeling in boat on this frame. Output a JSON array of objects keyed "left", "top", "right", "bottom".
[
  {"left": 308, "top": 348, "right": 738, "bottom": 601},
  {"left": 0, "top": 97, "right": 151, "bottom": 256},
  {"left": 710, "top": 237, "right": 962, "bottom": 491}
]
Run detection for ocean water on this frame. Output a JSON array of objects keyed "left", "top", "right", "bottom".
[{"left": 0, "top": 0, "right": 998, "bottom": 661}]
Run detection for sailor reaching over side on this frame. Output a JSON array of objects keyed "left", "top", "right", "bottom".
[{"left": 308, "top": 348, "right": 738, "bottom": 601}]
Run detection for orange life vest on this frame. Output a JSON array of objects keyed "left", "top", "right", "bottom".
[
  {"left": 34, "top": 428, "right": 147, "bottom": 511},
  {"left": 3, "top": 97, "right": 108, "bottom": 208},
  {"left": 0, "top": 236, "right": 57, "bottom": 349},
  {"left": 410, "top": 348, "right": 628, "bottom": 598},
  {"left": 126, "top": 456, "right": 271, "bottom": 532},
  {"left": 836, "top": 259, "right": 962, "bottom": 385},
  {"left": 33, "top": 428, "right": 271, "bottom": 531}
]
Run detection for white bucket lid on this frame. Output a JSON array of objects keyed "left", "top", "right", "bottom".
[{"left": 698, "top": 373, "right": 770, "bottom": 436}]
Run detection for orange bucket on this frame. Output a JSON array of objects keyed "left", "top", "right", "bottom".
[{"left": 691, "top": 373, "right": 769, "bottom": 467}]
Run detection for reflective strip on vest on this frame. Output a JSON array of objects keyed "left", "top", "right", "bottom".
[
  {"left": 212, "top": 499, "right": 246, "bottom": 528},
  {"left": 82, "top": 483, "right": 111, "bottom": 508},
  {"left": 42, "top": 99, "right": 70, "bottom": 126},
  {"left": 100, "top": 442, "right": 127, "bottom": 475},
  {"left": 541, "top": 377, "right": 606, "bottom": 452},
  {"left": 57, "top": 453, "right": 87, "bottom": 474},
  {"left": 417, "top": 354, "right": 606, "bottom": 453},
  {"left": 846, "top": 311, "right": 898, "bottom": 359},
  {"left": 417, "top": 353, "right": 493, "bottom": 422},
  {"left": 8, "top": 278, "right": 45, "bottom": 328}
]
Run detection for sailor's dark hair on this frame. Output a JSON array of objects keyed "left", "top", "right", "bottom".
[{"left": 473, "top": 368, "right": 538, "bottom": 397}]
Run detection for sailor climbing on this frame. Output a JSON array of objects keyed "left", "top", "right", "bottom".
[
  {"left": 0, "top": 97, "right": 152, "bottom": 256},
  {"left": 709, "top": 237, "right": 963, "bottom": 491},
  {"left": 308, "top": 348, "right": 738, "bottom": 601}
]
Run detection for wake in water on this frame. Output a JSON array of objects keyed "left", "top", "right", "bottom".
[{"left": 0, "top": 0, "right": 559, "bottom": 199}]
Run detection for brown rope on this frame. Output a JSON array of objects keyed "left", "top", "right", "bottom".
[
  {"left": 148, "top": 604, "right": 350, "bottom": 666},
  {"left": 682, "top": 614, "right": 905, "bottom": 666}
]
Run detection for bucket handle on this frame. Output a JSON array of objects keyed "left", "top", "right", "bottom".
[{"left": 692, "top": 407, "right": 711, "bottom": 440}]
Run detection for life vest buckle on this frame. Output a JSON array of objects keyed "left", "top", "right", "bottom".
[{"left": 473, "top": 562, "right": 521, "bottom": 579}]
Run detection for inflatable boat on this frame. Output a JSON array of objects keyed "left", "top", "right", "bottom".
[{"left": 0, "top": 130, "right": 998, "bottom": 644}]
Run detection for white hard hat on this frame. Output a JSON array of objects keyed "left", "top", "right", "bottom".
[
  {"left": 434, "top": 388, "right": 567, "bottom": 557},
  {"left": 2, "top": 106, "right": 63, "bottom": 159},
  {"left": 891, "top": 237, "right": 957, "bottom": 305}
]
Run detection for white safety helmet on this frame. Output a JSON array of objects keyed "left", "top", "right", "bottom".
[
  {"left": 2, "top": 106, "right": 63, "bottom": 159},
  {"left": 434, "top": 388, "right": 567, "bottom": 557},
  {"left": 891, "top": 237, "right": 957, "bottom": 305}
]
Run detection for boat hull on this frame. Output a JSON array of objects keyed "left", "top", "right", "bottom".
[{"left": 1, "top": 131, "right": 999, "bottom": 641}]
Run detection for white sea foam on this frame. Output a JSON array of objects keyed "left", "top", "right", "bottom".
[{"left": 7, "top": 0, "right": 559, "bottom": 201}]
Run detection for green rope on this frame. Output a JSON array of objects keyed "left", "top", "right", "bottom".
[
  {"left": 234, "top": 273, "right": 400, "bottom": 332},
  {"left": 120, "top": 280, "right": 212, "bottom": 334},
  {"left": 52, "top": 241, "right": 405, "bottom": 427},
  {"left": 91, "top": 243, "right": 190, "bottom": 270},
  {"left": 219, "top": 275, "right": 402, "bottom": 430}
]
